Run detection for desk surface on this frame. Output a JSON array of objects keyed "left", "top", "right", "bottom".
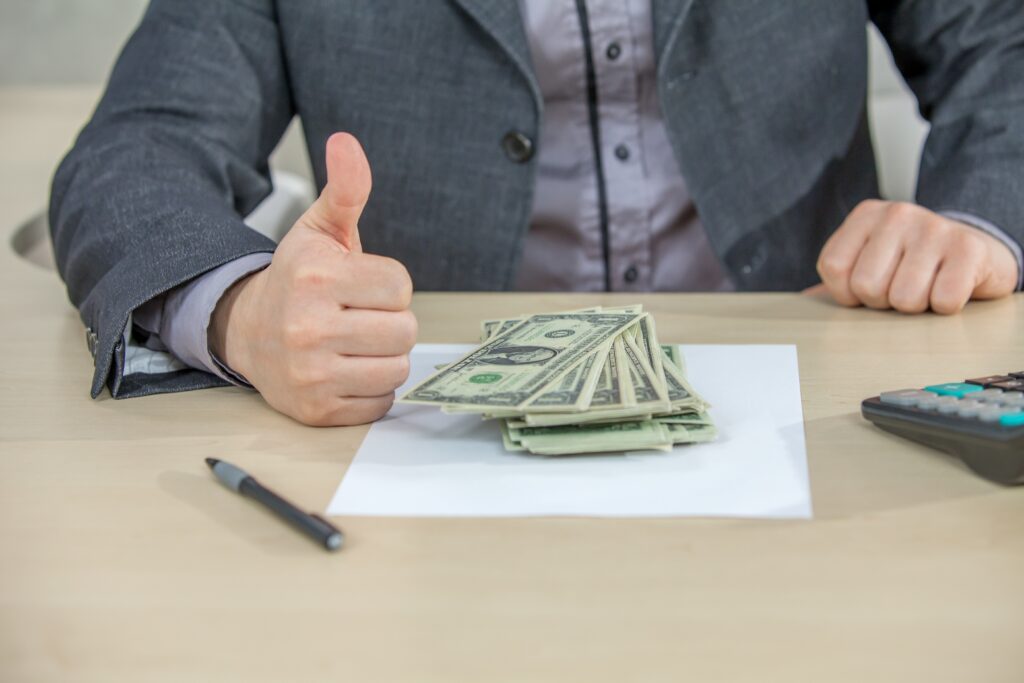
[{"left": 2, "top": 88, "right": 1023, "bottom": 682}]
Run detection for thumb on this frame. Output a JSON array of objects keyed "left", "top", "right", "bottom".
[{"left": 303, "top": 132, "right": 370, "bottom": 252}]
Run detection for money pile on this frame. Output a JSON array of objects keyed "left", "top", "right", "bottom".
[{"left": 399, "top": 306, "right": 716, "bottom": 455}]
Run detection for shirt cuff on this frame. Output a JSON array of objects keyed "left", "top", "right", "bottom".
[
  {"left": 159, "top": 253, "right": 274, "bottom": 385},
  {"left": 942, "top": 211, "right": 1024, "bottom": 292}
]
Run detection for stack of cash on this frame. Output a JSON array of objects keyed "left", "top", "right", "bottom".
[{"left": 398, "top": 306, "right": 716, "bottom": 455}]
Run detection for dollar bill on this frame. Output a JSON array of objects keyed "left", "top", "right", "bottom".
[
  {"left": 480, "top": 307, "right": 605, "bottom": 342},
  {"left": 507, "top": 419, "right": 673, "bottom": 455},
  {"left": 631, "top": 315, "right": 667, "bottom": 393},
  {"left": 520, "top": 345, "right": 607, "bottom": 413},
  {"left": 400, "top": 311, "right": 643, "bottom": 410},
  {"left": 654, "top": 410, "right": 713, "bottom": 425},
  {"left": 416, "top": 306, "right": 718, "bottom": 455},
  {"left": 662, "top": 422, "right": 718, "bottom": 444},
  {"left": 660, "top": 348, "right": 708, "bottom": 412}
]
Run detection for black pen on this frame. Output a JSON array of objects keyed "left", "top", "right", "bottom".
[{"left": 205, "top": 458, "right": 343, "bottom": 552}]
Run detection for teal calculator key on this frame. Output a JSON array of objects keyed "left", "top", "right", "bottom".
[
  {"left": 924, "top": 383, "right": 984, "bottom": 398},
  {"left": 999, "top": 412, "right": 1024, "bottom": 427}
]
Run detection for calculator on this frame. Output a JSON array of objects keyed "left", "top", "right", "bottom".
[{"left": 861, "top": 373, "right": 1024, "bottom": 485}]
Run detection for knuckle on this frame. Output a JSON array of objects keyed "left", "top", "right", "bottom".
[
  {"left": 953, "top": 230, "right": 985, "bottom": 258},
  {"left": 884, "top": 201, "right": 919, "bottom": 223},
  {"left": 817, "top": 253, "right": 850, "bottom": 281},
  {"left": 282, "top": 318, "right": 321, "bottom": 350},
  {"left": 930, "top": 291, "right": 964, "bottom": 315},
  {"left": 370, "top": 357, "right": 409, "bottom": 392},
  {"left": 849, "top": 272, "right": 883, "bottom": 301},
  {"left": 852, "top": 198, "right": 884, "bottom": 216},
  {"left": 285, "top": 363, "right": 308, "bottom": 388},
  {"left": 888, "top": 287, "right": 925, "bottom": 314},
  {"left": 392, "top": 354, "right": 411, "bottom": 388},
  {"left": 285, "top": 357, "right": 326, "bottom": 388},
  {"left": 393, "top": 310, "right": 419, "bottom": 350},
  {"left": 926, "top": 220, "right": 953, "bottom": 240},
  {"left": 383, "top": 258, "right": 414, "bottom": 308},
  {"left": 292, "top": 265, "right": 333, "bottom": 291}
]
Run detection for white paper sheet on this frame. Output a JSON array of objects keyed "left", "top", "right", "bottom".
[{"left": 327, "top": 344, "right": 811, "bottom": 518}]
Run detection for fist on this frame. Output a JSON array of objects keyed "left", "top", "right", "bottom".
[
  {"left": 210, "top": 133, "right": 416, "bottom": 426},
  {"left": 816, "top": 200, "right": 1018, "bottom": 314}
]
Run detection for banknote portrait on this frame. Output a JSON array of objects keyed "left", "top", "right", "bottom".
[{"left": 479, "top": 346, "right": 558, "bottom": 365}]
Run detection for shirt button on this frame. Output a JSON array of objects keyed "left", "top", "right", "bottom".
[
  {"left": 606, "top": 42, "right": 622, "bottom": 60},
  {"left": 614, "top": 144, "right": 630, "bottom": 161},
  {"left": 502, "top": 131, "right": 534, "bottom": 163},
  {"left": 623, "top": 265, "right": 639, "bottom": 283}
]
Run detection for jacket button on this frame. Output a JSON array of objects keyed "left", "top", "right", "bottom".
[{"left": 502, "top": 131, "right": 534, "bottom": 163}]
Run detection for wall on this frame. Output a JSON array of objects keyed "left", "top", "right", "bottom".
[{"left": 0, "top": 0, "right": 148, "bottom": 85}]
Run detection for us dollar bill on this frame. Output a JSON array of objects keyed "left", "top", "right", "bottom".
[
  {"left": 660, "top": 347, "right": 708, "bottom": 411},
  {"left": 654, "top": 410, "right": 713, "bottom": 425},
  {"left": 508, "top": 419, "right": 673, "bottom": 455},
  {"left": 400, "top": 311, "right": 643, "bottom": 410},
  {"left": 660, "top": 344, "right": 684, "bottom": 372},
  {"left": 662, "top": 422, "right": 718, "bottom": 444},
  {"left": 480, "top": 307, "right": 605, "bottom": 342},
  {"left": 521, "top": 337, "right": 643, "bottom": 427},
  {"left": 622, "top": 333, "right": 670, "bottom": 410},
  {"left": 631, "top": 315, "right": 667, "bottom": 394},
  {"left": 520, "top": 345, "right": 607, "bottom": 412}
]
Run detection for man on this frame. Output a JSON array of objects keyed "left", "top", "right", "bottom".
[{"left": 50, "top": 1, "right": 1023, "bottom": 426}]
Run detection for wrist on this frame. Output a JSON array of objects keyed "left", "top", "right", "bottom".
[
  {"left": 976, "top": 229, "right": 1020, "bottom": 297},
  {"left": 209, "top": 270, "right": 262, "bottom": 379}
]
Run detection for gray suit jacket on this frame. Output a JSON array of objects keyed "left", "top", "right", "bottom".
[{"left": 50, "top": 0, "right": 1024, "bottom": 399}]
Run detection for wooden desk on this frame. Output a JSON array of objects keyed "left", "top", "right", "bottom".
[{"left": 2, "top": 88, "right": 1023, "bottom": 682}]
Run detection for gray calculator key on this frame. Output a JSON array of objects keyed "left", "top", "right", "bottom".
[
  {"left": 933, "top": 396, "right": 961, "bottom": 414},
  {"left": 999, "top": 395, "right": 1024, "bottom": 409},
  {"left": 915, "top": 394, "right": 943, "bottom": 409},
  {"left": 978, "top": 406, "right": 1022, "bottom": 423},
  {"left": 880, "top": 389, "right": 935, "bottom": 406},
  {"left": 972, "top": 388, "right": 1007, "bottom": 403},
  {"left": 956, "top": 400, "right": 985, "bottom": 418}
]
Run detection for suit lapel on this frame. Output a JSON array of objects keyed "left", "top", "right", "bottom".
[
  {"left": 449, "top": 0, "right": 541, "bottom": 105},
  {"left": 651, "top": 0, "right": 696, "bottom": 71}
]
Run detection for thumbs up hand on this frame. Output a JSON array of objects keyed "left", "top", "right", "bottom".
[{"left": 210, "top": 133, "right": 416, "bottom": 426}]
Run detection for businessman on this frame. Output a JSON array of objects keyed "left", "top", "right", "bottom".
[{"left": 51, "top": 1, "right": 1023, "bottom": 426}]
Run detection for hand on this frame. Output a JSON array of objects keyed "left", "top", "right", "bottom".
[
  {"left": 210, "top": 133, "right": 416, "bottom": 426},
  {"left": 816, "top": 200, "right": 1018, "bottom": 314}
]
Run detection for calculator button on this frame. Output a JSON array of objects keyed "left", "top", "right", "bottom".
[
  {"left": 989, "top": 380, "right": 1024, "bottom": 392},
  {"left": 880, "top": 389, "right": 935, "bottom": 406},
  {"left": 924, "top": 383, "right": 983, "bottom": 398},
  {"left": 956, "top": 400, "right": 984, "bottom": 418},
  {"left": 972, "top": 388, "right": 1008, "bottom": 403},
  {"left": 999, "top": 412, "right": 1024, "bottom": 427},
  {"left": 966, "top": 375, "right": 1014, "bottom": 387},
  {"left": 978, "top": 406, "right": 1022, "bottom": 423},
  {"left": 915, "top": 394, "right": 945, "bottom": 410},
  {"left": 932, "top": 397, "right": 961, "bottom": 413},
  {"left": 998, "top": 394, "right": 1024, "bottom": 409}
]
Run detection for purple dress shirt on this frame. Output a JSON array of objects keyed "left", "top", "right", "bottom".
[{"left": 132, "top": 0, "right": 1023, "bottom": 385}]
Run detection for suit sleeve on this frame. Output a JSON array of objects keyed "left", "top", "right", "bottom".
[
  {"left": 49, "top": 0, "right": 293, "bottom": 398},
  {"left": 868, "top": 0, "right": 1024, "bottom": 256}
]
